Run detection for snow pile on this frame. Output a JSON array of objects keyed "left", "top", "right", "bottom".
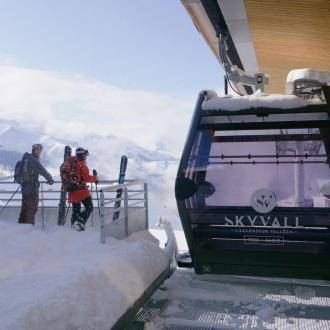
[
  {"left": 202, "top": 89, "right": 321, "bottom": 111},
  {"left": 150, "top": 229, "right": 188, "bottom": 251},
  {"left": 287, "top": 69, "right": 330, "bottom": 85},
  {"left": 0, "top": 222, "right": 168, "bottom": 330},
  {"left": 294, "top": 286, "right": 316, "bottom": 300}
]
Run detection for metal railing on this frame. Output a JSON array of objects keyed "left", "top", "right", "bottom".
[
  {"left": 0, "top": 180, "right": 107, "bottom": 227},
  {"left": 0, "top": 180, "right": 149, "bottom": 241},
  {"left": 99, "top": 180, "right": 148, "bottom": 243}
]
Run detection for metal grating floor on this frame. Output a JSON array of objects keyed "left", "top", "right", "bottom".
[
  {"left": 126, "top": 299, "right": 169, "bottom": 329},
  {"left": 127, "top": 270, "right": 330, "bottom": 330}
]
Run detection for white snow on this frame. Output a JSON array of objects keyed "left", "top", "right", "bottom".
[
  {"left": 287, "top": 69, "right": 330, "bottom": 85},
  {"left": 150, "top": 229, "right": 188, "bottom": 252},
  {"left": 294, "top": 286, "right": 316, "bottom": 300},
  {"left": 202, "top": 89, "right": 322, "bottom": 111},
  {"left": 0, "top": 222, "right": 168, "bottom": 330}
]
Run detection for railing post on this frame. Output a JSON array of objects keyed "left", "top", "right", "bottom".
[
  {"left": 40, "top": 183, "right": 45, "bottom": 230},
  {"left": 100, "top": 190, "right": 105, "bottom": 243},
  {"left": 124, "top": 187, "right": 129, "bottom": 237},
  {"left": 144, "top": 182, "right": 149, "bottom": 230}
]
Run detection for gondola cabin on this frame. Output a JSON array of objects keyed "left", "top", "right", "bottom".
[{"left": 175, "top": 87, "right": 330, "bottom": 279}]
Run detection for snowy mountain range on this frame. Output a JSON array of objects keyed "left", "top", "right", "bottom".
[{"left": 0, "top": 119, "right": 182, "bottom": 227}]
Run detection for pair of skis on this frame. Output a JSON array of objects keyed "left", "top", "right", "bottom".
[
  {"left": 57, "top": 146, "right": 72, "bottom": 226},
  {"left": 113, "top": 155, "right": 128, "bottom": 221},
  {"left": 58, "top": 146, "right": 128, "bottom": 226}
]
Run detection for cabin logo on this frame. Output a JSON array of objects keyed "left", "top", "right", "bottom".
[
  {"left": 251, "top": 189, "right": 277, "bottom": 214},
  {"left": 224, "top": 215, "right": 301, "bottom": 228}
]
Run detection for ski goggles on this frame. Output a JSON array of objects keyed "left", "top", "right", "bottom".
[{"left": 76, "top": 148, "right": 89, "bottom": 157}]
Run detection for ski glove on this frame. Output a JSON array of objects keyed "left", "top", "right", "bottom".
[{"left": 93, "top": 170, "right": 98, "bottom": 184}]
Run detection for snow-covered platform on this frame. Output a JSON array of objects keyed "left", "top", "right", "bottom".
[
  {"left": 0, "top": 222, "right": 170, "bottom": 330},
  {"left": 131, "top": 269, "right": 330, "bottom": 329}
]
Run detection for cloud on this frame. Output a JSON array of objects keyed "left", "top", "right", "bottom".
[{"left": 0, "top": 62, "right": 194, "bottom": 156}]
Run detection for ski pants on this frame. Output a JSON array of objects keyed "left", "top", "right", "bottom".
[
  {"left": 18, "top": 192, "right": 39, "bottom": 225},
  {"left": 71, "top": 196, "right": 93, "bottom": 225}
]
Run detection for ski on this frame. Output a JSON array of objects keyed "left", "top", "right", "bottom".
[
  {"left": 57, "top": 145, "right": 72, "bottom": 225},
  {"left": 112, "top": 155, "right": 128, "bottom": 221}
]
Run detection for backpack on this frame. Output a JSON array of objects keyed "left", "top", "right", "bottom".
[
  {"left": 60, "top": 157, "right": 81, "bottom": 192},
  {"left": 14, "top": 155, "right": 33, "bottom": 184}
]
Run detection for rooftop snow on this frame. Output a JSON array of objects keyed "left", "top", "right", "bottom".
[
  {"left": 0, "top": 222, "right": 168, "bottom": 330},
  {"left": 287, "top": 69, "right": 330, "bottom": 85},
  {"left": 202, "top": 90, "right": 323, "bottom": 111}
]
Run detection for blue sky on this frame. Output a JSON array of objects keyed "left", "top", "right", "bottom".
[{"left": 0, "top": 0, "right": 223, "bottom": 97}]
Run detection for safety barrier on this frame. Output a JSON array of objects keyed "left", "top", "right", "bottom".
[
  {"left": 99, "top": 180, "right": 148, "bottom": 243},
  {"left": 0, "top": 179, "right": 149, "bottom": 240}
]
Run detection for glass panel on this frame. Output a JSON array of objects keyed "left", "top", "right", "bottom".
[{"left": 186, "top": 128, "right": 330, "bottom": 208}]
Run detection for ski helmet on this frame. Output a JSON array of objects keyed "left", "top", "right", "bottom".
[{"left": 76, "top": 147, "right": 89, "bottom": 159}]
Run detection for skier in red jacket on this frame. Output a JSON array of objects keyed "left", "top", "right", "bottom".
[{"left": 69, "top": 147, "right": 98, "bottom": 230}]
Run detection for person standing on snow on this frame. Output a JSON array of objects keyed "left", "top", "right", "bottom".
[
  {"left": 69, "top": 148, "right": 98, "bottom": 231},
  {"left": 18, "top": 144, "right": 54, "bottom": 225}
]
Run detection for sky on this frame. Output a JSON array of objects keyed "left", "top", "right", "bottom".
[
  {"left": 0, "top": 0, "right": 224, "bottom": 156},
  {"left": 0, "top": 0, "right": 223, "bottom": 97}
]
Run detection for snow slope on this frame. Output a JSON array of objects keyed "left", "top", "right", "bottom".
[
  {"left": 0, "top": 119, "right": 175, "bottom": 171},
  {"left": 0, "top": 222, "right": 168, "bottom": 330}
]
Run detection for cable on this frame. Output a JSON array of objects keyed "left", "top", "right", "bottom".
[{"left": 217, "top": 31, "right": 244, "bottom": 96}]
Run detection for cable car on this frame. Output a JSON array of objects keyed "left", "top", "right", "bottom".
[{"left": 175, "top": 87, "right": 330, "bottom": 279}]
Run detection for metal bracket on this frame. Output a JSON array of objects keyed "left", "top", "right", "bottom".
[{"left": 217, "top": 30, "right": 269, "bottom": 93}]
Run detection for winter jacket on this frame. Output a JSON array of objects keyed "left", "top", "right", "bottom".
[
  {"left": 21, "top": 153, "right": 54, "bottom": 193},
  {"left": 68, "top": 159, "right": 97, "bottom": 204}
]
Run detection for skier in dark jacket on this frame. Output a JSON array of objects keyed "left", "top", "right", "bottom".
[{"left": 18, "top": 144, "right": 54, "bottom": 225}]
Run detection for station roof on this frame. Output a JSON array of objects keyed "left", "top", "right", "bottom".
[{"left": 181, "top": 0, "right": 330, "bottom": 94}]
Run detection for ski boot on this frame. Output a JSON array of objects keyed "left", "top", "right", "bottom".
[{"left": 72, "top": 220, "right": 85, "bottom": 231}]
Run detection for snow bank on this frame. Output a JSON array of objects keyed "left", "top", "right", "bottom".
[
  {"left": 202, "top": 89, "right": 321, "bottom": 111},
  {"left": 0, "top": 222, "right": 168, "bottom": 330},
  {"left": 150, "top": 229, "right": 188, "bottom": 252}
]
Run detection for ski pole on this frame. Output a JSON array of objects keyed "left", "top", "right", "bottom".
[
  {"left": 0, "top": 185, "right": 21, "bottom": 217},
  {"left": 95, "top": 185, "right": 101, "bottom": 218},
  {"left": 64, "top": 203, "right": 71, "bottom": 224},
  {"left": 93, "top": 170, "right": 101, "bottom": 218},
  {"left": 90, "top": 183, "right": 94, "bottom": 226}
]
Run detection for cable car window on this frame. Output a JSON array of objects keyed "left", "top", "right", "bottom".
[{"left": 186, "top": 128, "right": 330, "bottom": 208}]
